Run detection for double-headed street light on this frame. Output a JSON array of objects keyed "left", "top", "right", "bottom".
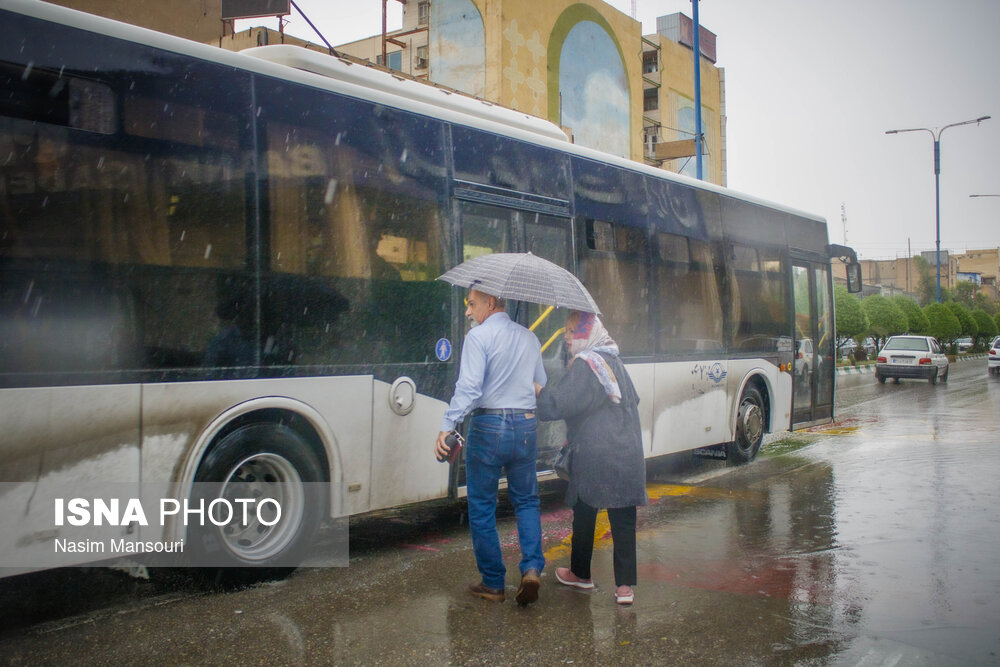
[{"left": 886, "top": 115, "right": 990, "bottom": 302}]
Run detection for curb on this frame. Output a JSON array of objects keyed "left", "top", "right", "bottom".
[{"left": 836, "top": 365, "right": 873, "bottom": 375}]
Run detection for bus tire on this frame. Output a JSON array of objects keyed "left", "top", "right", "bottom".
[
  {"left": 189, "top": 423, "right": 324, "bottom": 584},
  {"left": 727, "top": 385, "right": 765, "bottom": 465}
]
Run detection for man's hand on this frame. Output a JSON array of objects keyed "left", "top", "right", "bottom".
[
  {"left": 534, "top": 382, "right": 544, "bottom": 396},
  {"left": 435, "top": 431, "right": 451, "bottom": 462}
]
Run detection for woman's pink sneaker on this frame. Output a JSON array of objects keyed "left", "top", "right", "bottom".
[{"left": 555, "top": 567, "right": 595, "bottom": 590}]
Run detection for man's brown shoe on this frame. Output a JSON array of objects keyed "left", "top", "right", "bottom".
[
  {"left": 468, "top": 582, "right": 505, "bottom": 602},
  {"left": 515, "top": 569, "right": 541, "bottom": 606}
]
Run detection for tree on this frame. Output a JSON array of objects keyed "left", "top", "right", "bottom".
[
  {"left": 972, "top": 291, "right": 997, "bottom": 316},
  {"left": 861, "top": 295, "right": 907, "bottom": 350},
  {"left": 972, "top": 309, "right": 998, "bottom": 347},
  {"left": 924, "top": 302, "right": 961, "bottom": 348},
  {"left": 954, "top": 281, "right": 978, "bottom": 308},
  {"left": 834, "top": 286, "right": 869, "bottom": 346},
  {"left": 892, "top": 295, "right": 930, "bottom": 335},
  {"left": 995, "top": 311, "right": 1000, "bottom": 335},
  {"left": 945, "top": 301, "right": 978, "bottom": 340},
  {"left": 911, "top": 255, "right": 956, "bottom": 305}
]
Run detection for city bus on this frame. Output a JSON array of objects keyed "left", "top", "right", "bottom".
[{"left": 0, "top": 0, "right": 861, "bottom": 576}]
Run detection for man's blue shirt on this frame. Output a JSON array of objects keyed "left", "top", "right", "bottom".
[{"left": 441, "top": 311, "right": 546, "bottom": 432}]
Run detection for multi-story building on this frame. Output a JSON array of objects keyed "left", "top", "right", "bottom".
[
  {"left": 954, "top": 248, "right": 1000, "bottom": 301},
  {"left": 831, "top": 254, "right": 959, "bottom": 300}
]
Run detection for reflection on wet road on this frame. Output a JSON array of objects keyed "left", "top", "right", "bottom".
[{"left": 1, "top": 361, "right": 998, "bottom": 664}]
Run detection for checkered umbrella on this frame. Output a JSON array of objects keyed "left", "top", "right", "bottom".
[{"left": 438, "top": 252, "right": 601, "bottom": 314}]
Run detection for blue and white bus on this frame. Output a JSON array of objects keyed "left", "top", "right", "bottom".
[{"left": 0, "top": 0, "right": 861, "bottom": 576}]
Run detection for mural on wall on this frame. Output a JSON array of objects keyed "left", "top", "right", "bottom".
[
  {"left": 429, "top": 0, "right": 486, "bottom": 98},
  {"left": 502, "top": 19, "right": 547, "bottom": 117},
  {"left": 558, "top": 21, "right": 629, "bottom": 158}
]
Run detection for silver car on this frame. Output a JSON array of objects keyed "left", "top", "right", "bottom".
[
  {"left": 989, "top": 336, "right": 1000, "bottom": 377},
  {"left": 875, "top": 335, "right": 949, "bottom": 385}
]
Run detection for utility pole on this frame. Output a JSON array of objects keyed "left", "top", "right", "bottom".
[{"left": 691, "top": 0, "right": 703, "bottom": 180}]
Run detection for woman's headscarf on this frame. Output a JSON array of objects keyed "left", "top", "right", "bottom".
[{"left": 565, "top": 311, "right": 622, "bottom": 404}]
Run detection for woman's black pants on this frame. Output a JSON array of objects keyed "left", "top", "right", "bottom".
[{"left": 570, "top": 501, "right": 637, "bottom": 586}]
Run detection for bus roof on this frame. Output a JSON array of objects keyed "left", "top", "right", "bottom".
[{"left": 4, "top": 0, "right": 826, "bottom": 225}]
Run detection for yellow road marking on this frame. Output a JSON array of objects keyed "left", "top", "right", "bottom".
[{"left": 543, "top": 483, "right": 739, "bottom": 561}]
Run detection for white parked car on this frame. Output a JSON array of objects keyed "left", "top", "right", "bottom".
[
  {"left": 989, "top": 336, "right": 1000, "bottom": 377},
  {"left": 875, "top": 335, "right": 949, "bottom": 385}
]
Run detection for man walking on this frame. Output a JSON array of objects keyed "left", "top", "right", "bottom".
[{"left": 435, "top": 288, "right": 546, "bottom": 605}]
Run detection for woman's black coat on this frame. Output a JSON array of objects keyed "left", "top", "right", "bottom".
[{"left": 536, "top": 351, "right": 647, "bottom": 509}]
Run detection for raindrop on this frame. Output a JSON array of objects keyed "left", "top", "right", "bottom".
[
  {"left": 97, "top": 156, "right": 105, "bottom": 170},
  {"left": 335, "top": 132, "right": 342, "bottom": 146},
  {"left": 324, "top": 178, "right": 338, "bottom": 205},
  {"left": 123, "top": 193, "right": 129, "bottom": 203},
  {"left": 204, "top": 244, "right": 212, "bottom": 259},
  {"left": 400, "top": 149, "right": 408, "bottom": 163},
  {"left": 180, "top": 230, "right": 186, "bottom": 241},
  {"left": 41, "top": 196, "right": 48, "bottom": 208},
  {"left": 256, "top": 106, "right": 262, "bottom": 117},
  {"left": 21, "top": 61, "right": 33, "bottom": 80},
  {"left": 22, "top": 280, "right": 34, "bottom": 304}
]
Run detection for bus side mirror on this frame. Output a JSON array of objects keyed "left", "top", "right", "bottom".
[{"left": 846, "top": 262, "right": 862, "bottom": 293}]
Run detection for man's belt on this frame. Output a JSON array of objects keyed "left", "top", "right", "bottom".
[{"left": 471, "top": 408, "right": 532, "bottom": 417}]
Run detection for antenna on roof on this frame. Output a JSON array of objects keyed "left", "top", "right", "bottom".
[
  {"left": 289, "top": 0, "right": 338, "bottom": 56},
  {"left": 841, "top": 202, "right": 848, "bottom": 246}
]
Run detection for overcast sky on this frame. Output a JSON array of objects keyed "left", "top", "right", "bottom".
[{"left": 239, "top": 0, "right": 999, "bottom": 260}]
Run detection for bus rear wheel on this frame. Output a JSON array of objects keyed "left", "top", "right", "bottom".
[
  {"left": 727, "top": 385, "right": 765, "bottom": 465},
  {"left": 189, "top": 423, "right": 324, "bottom": 584}
]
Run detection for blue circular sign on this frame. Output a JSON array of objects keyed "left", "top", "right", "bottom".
[{"left": 435, "top": 338, "right": 452, "bottom": 362}]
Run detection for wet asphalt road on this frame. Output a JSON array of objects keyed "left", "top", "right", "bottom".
[{"left": 1, "top": 359, "right": 998, "bottom": 665}]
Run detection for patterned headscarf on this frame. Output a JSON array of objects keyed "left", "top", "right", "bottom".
[{"left": 566, "top": 311, "right": 622, "bottom": 404}]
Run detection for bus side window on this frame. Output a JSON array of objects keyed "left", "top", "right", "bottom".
[
  {"left": 581, "top": 219, "right": 653, "bottom": 356},
  {"left": 655, "top": 233, "right": 724, "bottom": 354},
  {"left": 728, "top": 244, "right": 789, "bottom": 352},
  {"left": 0, "top": 57, "right": 250, "bottom": 374},
  {"left": 261, "top": 83, "right": 449, "bottom": 367}
]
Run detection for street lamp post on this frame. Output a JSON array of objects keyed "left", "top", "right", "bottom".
[{"left": 886, "top": 115, "right": 990, "bottom": 302}]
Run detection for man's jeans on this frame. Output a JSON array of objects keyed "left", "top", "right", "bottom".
[{"left": 465, "top": 412, "right": 545, "bottom": 590}]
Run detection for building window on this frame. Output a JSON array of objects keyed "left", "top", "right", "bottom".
[
  {"left": 643, "top": 88, "right": 658, "bottom": 112},
  {"left": 376, "top": 51, "right": 403, "bottom": 71},
  {"left": 642, "top": 51, "right": 658, "bottom": 74},
  {"left": 415, "top": 45, "right": 428, "bottom": 70},
  {"left": 418, "top": 2, "right": 430, "bottom": 26}
]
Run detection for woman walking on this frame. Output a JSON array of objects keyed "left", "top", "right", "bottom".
[{"left": 535, "top": 311, "right": 647, "bottom": 604}]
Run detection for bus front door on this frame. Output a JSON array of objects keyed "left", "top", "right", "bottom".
[
  {"left": 454, "top": 202, "right": 574, "bottom": 494},
  {"left": 791, "top": 262, "right": 835, "bottom": 427}
]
